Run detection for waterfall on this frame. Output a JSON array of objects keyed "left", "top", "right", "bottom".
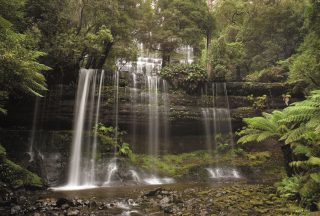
[
  {"left": 162, "top": 79, "right": 170, "bottom": 150},
  {"left": 114, "top": 69, "right": 120, "bottom": 147},
  {"left": 66, "top": 69, "right": 104, "bottom": 188},
  {"left": 89, "top": 70, "right": 105, "bottom": 184},
  {"left": 147, "top": 75, "right": 160, "bottom": 156},
  {"left": 206, "top": 168, "right": 240, "bottom": 179},
  {"left": 201, "top": 108, "right": 213, "bottom": 152},
  {"left": 28, "top": 97, "right": 40, "bottom": 162},
  {"left": 104, "top": 160, "right": 118, "bottom": 185},
  {"left": 201, "top": 82, "right": 240, "bottom": 178},
  {"left": 201, "top": 83, "right": 234, "bottom": 148},
  {"left": 130, "top": 73, "right": 138, "bottom": 147},
  {"left": 129, "top": 170, "right": 142, "bottom": 183}
]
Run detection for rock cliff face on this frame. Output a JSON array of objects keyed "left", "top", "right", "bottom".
[
  {"left": 0, "top": 77, "right": 304, "bottom": 186},
  {"left": 1, "top": 80, "right": 303, "bottom": 149}
]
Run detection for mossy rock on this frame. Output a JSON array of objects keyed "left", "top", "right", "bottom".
[
  {"left": 0, "top": 145, "right": 43, "bottom": 189},
  {"left": 0, "top": 144, "right": 6, "bottom": 159},
  {"left": 0, "top": 159, "right": 43, "bottom": 188}
]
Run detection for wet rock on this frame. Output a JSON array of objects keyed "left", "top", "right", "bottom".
[
  {"left": 67, "top": 208, "right": 80, "bottom": 216},
  {"left": 18, "top": 196, "right": 27, "bottom": 205},
  {"left": 162, "top": 204, "right": 174, "bottom": 214},
  {"left": 61, "top": 204, "right": 69, "bottom": 210},
  {"left": 89, "top": 200, "right": 97, "bottom": 208},
  {"left": 130, "top": 212, "right": 144, "bottom": 216},
  {"left": 144, "top": 188, "right": 163, "bottom": 197},
  {"left": 56, "top": 197, "right": 72, "bottom": 207},
  {"left": 10, "top": 205, "right": 21, "bottom": 214},
  {"left": 107, "top": 207, "right": 123, "bottom": 215},
  {"left": 160, "top": 197, "right": 170, "bottom": 206},
  {"left": 76, "top": 199, "right": 83, "bottom": 206}
]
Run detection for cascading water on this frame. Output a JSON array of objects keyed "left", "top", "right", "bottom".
[
  {"left": 162, "top": 79, "right": 170, "bottom": 150},
  {"left": 129, "top": 170, "right": 141, "bottom": 183},
  {"left": 57, "top": 69, "right": 105, "bottom": 190},
  {"left": 206, "top": 168, "right": 240, "bottom": 179},
  {"left": 113, "top": 44, "right": 175, "bottom": 185},
  {"left": 89, "top": 70, "right": 105, "bottom": 184},
  {"left": 201, "top": 82, "right": 240, "bottom": 179},
  {"left": 130, "top": 73, "right": 138, "bottom": 147},
  {"left": 147, "top": 75, "right": 160, "bottom": 157},
  {"left": 104, "top": 160, "right": 118, "bottom": 185},
  {"left": 67, "top": 69, "right": 93, "bottom": 187},
  {"left": 28, "top": 97, "right": 40, "bottom": 162}
]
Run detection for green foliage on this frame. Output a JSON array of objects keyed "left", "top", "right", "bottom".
[
  {"left": 0, "top": 159, "right": 42, "bottom": 187},
  {"left": 131, "top": 149, "right": 279, "bottom": 180},
  {"left": 246, "top": 94, "right": 268, "bottom": 111},
  {"left": 95, "top": 123, "right": 132, "bottom": 158},
  {"left": 209, "top": 36, "right": 245, "bottom": 81},
  {"left": 140, "top": 0, "right": 212, "bottom": 65},
  {"left": 215, "top": 133, "right": 233, "bottom": 154},
  {"left": 276, "top": 176, "right": 302, "bottom": 200},
  {"left": 238, "top": 90, "right": 320, "bottom": 210},
  {"left": 0, "top": 144, "right": 7, "bottom": 159},
  {"left": 289, "top": 32, "right": 320, "bottom": 89},
  {"left": 237, "top": 110, "right": 285, "bottom": 144},
  {"left": 288, "top": 0, "right": 320, "bottom": 90},
  {"left": 160, "top": 64, "right": 207, "bottom": 93},
  {"left": 0, "top": 144, "right": 42, "bottom": 187},
  {"left": 0, "top": 1, "right": 50, "bottom": 113},
  {"left": 211, "top": 0, "right": 306, "bottom": 79},
  {"left": 245, "top": 66, "right": 288, "bottom": 83},
  {"left": 23, "top": 0, "right": 141, "bottom": 83},
  {"left": 118, "top": 143, "right": 133, "bottom": 158}
]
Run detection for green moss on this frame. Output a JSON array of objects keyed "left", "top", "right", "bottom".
[
  {"left": 0, "top": 145, "right": 42, "bottom": 188},
  {"left": 0, "top": 144, "right": 6, "bottom": 159},
  {"left": 131, "top": 149, "right": 280, "bottom": 180},
  {"left": 0, "top": 159, "right": 42, "bottom": 187}
]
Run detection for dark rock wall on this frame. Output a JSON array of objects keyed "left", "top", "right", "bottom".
[{"left": 0, "top": 79, "right": 304, "bottom": 185}]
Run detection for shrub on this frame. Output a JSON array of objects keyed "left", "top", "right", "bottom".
[{"left": 160, "top": 64, "right": 207, "bottom": 93}]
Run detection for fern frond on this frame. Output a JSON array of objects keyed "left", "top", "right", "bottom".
[
  {"left": 308, "top": 156, "right": 320, "bottom": 166},
  {"left": 257, "top": 131, "right": 276, "bottom": 142},
  {"left": 284, "top": 126, "right": 307, "bottom": 144},
  {"left": 293, "top": 144, "right": 313, "bottom": 157},
  {"left": 310, "top": 173, "right": 320, "bottom": 183},
  {"left": 237, "top": 134, "right": 260, "bottom": 144}
]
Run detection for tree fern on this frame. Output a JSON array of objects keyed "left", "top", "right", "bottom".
[
  {"left": 237, "top": 110, "right": 284, "bottom": 144},
  {"left": 238, "top": 90, "right": 320, "bottom": 209}
]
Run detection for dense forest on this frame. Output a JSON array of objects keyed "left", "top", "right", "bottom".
[{"left": 0, "top": 0, "right": 320, "bottom": 215}]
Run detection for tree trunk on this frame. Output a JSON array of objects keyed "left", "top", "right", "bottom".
[
  {"left": 96, "top": 42, "right": 113, "bottom": 69},
  {"left": 85, "top": 42, "right": 113, "bottom": 69},
  {"left": 281, "top": 144, "right": 294, "bottom": 177},
  {"left": 206, "top": 31, "right": 213, "bottom": 79},
  {"left": 236, "top": 65, "right": 241, "bottom": 81},
  {"left": 162, "top": 52, "right": 171, "bottom": 68}
]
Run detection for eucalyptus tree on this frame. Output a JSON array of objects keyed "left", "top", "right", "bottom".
[
  {"left": 139, "top": 0, "right": 213, "bottom": 67},
  {"left": 210, "top": 0, "right": 306, "bottom": 80},
  {"left": 289, "top": 0, "right": 320, "bottom": 89},
  {"left": 25, "top": 0, "right": 142, "bottom": 84}
]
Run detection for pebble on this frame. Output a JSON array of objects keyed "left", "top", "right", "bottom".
[
  {"left": 67, "top": 209, "right": 80, "bottom": 216},
  {"left": 10, "top": 205, "right": 21, "bottom": 214}
]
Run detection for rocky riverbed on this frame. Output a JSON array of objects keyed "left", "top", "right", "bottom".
[{"left": 0, "top": 182, "right": 309, "bottom": 216}]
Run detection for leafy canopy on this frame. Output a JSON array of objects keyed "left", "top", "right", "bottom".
[{"left": 0, "top": 0, "right": 50, "bottom": 114}]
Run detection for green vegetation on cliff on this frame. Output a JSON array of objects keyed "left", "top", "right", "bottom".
[
  {"left": 238, "top": 90, "right": 320, "bottom": 210},
  {"left": 0, "top": 144, "right": 42, "bottom": 188}
]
